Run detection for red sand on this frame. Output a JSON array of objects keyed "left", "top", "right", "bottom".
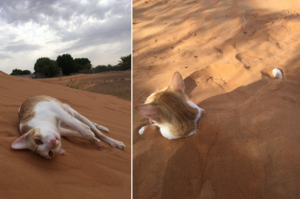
[
  {"left": 133, "top": 0, "right": 300, "bottom": 198},
  {"left": 0, "top": 71, "right": 130, "bottom": 199}
]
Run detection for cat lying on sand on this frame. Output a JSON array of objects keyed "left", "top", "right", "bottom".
[
  {"left": 135, "top": 72, "right": 205, "bottom": 139},
  {"left": 12, "top": 95, "right": 125, "bottom": 159}
]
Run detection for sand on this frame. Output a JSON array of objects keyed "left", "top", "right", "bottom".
[
  {"left": 0, "top": 71, "right": 131, "bottom": 199},
  {"left": 133, "top": 0, "right": 300, "bottom": 198}
]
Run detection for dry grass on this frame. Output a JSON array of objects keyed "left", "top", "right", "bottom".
[
  {"left": 85, "top": 79, "right": 131, "bottom": 100},
  {"left": 62, "top": 73, "right": 131, "bottom": 100}
]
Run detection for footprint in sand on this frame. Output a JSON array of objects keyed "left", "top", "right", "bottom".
[
  {"left": 184, "top": 64, "right": 235, "bottom": 95},
  {"left": 282, "top": 96, "right": 296, "bottom": 104},
  {"left": 235, "top": 52, "right": 263, "bottom": 69}
]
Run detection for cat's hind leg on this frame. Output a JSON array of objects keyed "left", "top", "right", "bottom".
[
  {"left": 62, "top": 104, "right": 125, "bottom": 149},
  {"left": 92, "top": 122, "right": 109, "bottom": 132},
  {"left": 53, "top": 106, "right": 102, "bottom": 148},
  {"left": 59, "top": 127, "right": 102, "bottom": 148}
]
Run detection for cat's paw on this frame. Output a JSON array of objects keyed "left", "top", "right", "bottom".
[
  {"left": 110, "top": 141, "right": 125, "bottom": 149},
  {"left": 90, "top": 137, "right": 102, "bottom": 149},
  {"left": 138, "top": 126, "right": 146, "bottom": 135}
]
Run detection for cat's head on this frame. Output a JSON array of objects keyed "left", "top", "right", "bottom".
[
  {"left": 11, "top": 128, "right": 65, "bottom": 159},
  {"left": 135, "top": 72, "right": 199, "bottom": 125}
]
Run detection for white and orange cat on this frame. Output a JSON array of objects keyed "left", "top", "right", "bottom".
[
  {"left": 12, "top": 95, "right": 125, "bottom": 159},
  {"left": 135, "top": 72, "right": 205, "bottom": 139}
]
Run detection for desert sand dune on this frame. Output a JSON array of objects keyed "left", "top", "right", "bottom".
[
  {"left": 133, "top": 0, "right": 300, "bottom": 198},
  {"left": 0, "top": 71, "right": 130, "bottom": 199}
]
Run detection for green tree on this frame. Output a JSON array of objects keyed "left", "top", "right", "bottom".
[
  {"left": 94, "top": 65, "right": 108, "bottom": 73},
  {"left": 22, "top": 70, "right": 32, "bottom": 75},
  {"left": 10, "top": 69, "right": 32, "bottom": 76},
  {"left": 10, "top": 69, "right": 22, "bottom": 76},
  {"left": 11, "top": 69, "right": 25, "bottom": 76},
  {"left": 57, "top": 54, "right": 75, "bottom": 76},
  {"left": 84, "top": 63, "right": 92, "bottom": 70},
  {"left": 117, "top": 54, "right": 131, "bottom": 70},
  {"left": 74, "top": 63, "right": 84, "bottom": 72},
  {"left": 107, "top": 64, "right": 114, "bottom": 71},
  {"left": 74, "top": 58, "right": 91, "bottom": 71},
  {"left": 34, "top": 57, "right": 59, "bottom": 77}
]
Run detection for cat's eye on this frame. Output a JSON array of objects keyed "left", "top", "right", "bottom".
[
  {"left": 34, "top": 139, "right": 43, "bottom": 145},
  {"left": 48, "top": 150, "right": 53, "bottom": 157}
]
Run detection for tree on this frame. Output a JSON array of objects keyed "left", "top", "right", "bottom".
[
  {"left": 84, "top": 63, "right": 92, "bottom": 70},
  {"left": 74, "top": 63, "right": 84, "bottom": 72},
  {"left": 94, "top": 65, "right": 108, "bottom": 73},
  {"left": 34, "top": 57, "right": 59, "bottom": 77},
  {"left": 10, "top": 69, "right": 32, "bottom": 76},
  {"left": 74, "top": 58, "right": 91, "bottom": 71},
  {"left": 56, "top": 54, "right": 75, "bottom": 76},
  {"left": 117, "top": 54, "right": 131, "bottom": 70},
  {"left": 22, "top": 70, "right": 32, "bottom": 75}
]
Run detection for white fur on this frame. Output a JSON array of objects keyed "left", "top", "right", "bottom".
[
  {"left": 138, "top": 126, "right": 146, "bottom": 135},
  {"left": 272, "top": 68, "right": 283, "bottom": 78},
  {"left": 138, "top": 101, "right": 203, "bottom": 139},
  {"left": 159, "top": 123, "right": 179, "bottom": 139},
  {"left": 187, "top": 101, "right": 202, "bottom": 136}
]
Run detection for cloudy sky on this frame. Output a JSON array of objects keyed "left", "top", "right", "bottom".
[{"left": 0, "top": 0, "right": 131, "bottom": 74}]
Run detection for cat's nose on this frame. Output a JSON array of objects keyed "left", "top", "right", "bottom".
[
  {"left": 54, "top": 134, "right": 59, "bottom": 140},
  {"left": 50, "top": 140, "right": 56, "bottom": 146}
]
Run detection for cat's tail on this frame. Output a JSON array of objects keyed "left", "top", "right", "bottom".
[{"left": 92, "top": 122, "right": 109, "bottom": 133}]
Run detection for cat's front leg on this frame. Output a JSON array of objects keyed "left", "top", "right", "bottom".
[{"left": 138, "top": 123, "right": 159, "bottom": 135}]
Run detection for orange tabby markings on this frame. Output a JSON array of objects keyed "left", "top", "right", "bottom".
[{"left": 135, "top": 72, "right": 205, "bottom": 139}]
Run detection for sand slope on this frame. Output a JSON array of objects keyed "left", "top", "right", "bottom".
[
  {"left": 133, "top": 0, "right": 300, "bottom": 198},
  {"left": 0, "top": 71, "right": 130, "bottom": 199}
]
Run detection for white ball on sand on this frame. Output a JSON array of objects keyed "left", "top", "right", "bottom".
[{"left": 272, "top": 68, "right": 283, "bottom": 78}]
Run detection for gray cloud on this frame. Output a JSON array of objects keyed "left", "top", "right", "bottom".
[
  {"left": 56, "top": 16, "right": 131, "bottom": 54},
  {"left": 0, "top": 0, "right": 131, "bottom": 74},
  {"left": 4, "top": 43, "right": 41, "bottom": 52},
  {"left": 0, "top": 0, "right": 130, "bottom": 53},
  {"left": 0, "top": 0, "right": 131, "bottom": 27},
  {"left": 0, "top": 53, "right": 12, "bottom": 59}
]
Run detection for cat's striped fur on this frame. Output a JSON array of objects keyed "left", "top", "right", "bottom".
[{"left": 135, "top": 72, "right": 205, "bottom": 139}]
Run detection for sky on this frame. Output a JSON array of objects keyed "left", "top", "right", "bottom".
[{"left": 0, "top": 0, "right": 131, "bottom": 74}]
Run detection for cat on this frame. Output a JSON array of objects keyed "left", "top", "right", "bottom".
[
  {"left": 12, "top": 95, "right": 125, "bottom": 159},
  {"left": 135, "top": 72, "right": 205, "bottom": 139}
]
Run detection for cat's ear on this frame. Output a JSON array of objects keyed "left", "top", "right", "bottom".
[
  {"left": 11, "top": 133, "right": 29, "bottom": 149},
  {"left": 167, "top": 71, "right": 185, "bottom": 92},
  {"left": 59, "top": 148, "right": 65, "bottom": 155},
  {"left": 135, "top": 103, "right": 161, "bottom": 120}
]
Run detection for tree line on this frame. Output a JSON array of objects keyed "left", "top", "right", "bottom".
[
  {"left": 94, "top": 54, "right": 131, "bottom": 73},
  {"left": 34, "top": 55, "right": 92, "bottom": 77},
  {"left": 10, "top": 69, "right": 32, "bottom": 76},
  {"left": 10, "top": 54, "right": 131, "bottom": 77}
]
